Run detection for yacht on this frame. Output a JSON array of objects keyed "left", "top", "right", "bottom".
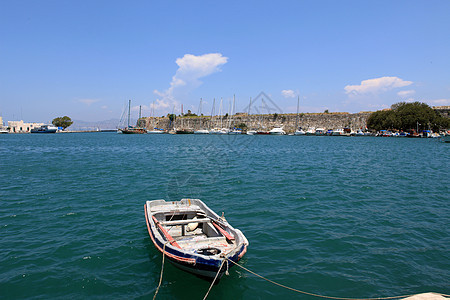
[
  {"left": 30, "top": 125, "right": 58, "bottom": 133},
  {"left": 228, "top": 128, "right": 242, "bottom": 135},
  {"left": 269, "top": 127, "right": 286, "bottom": 135},
  {"left": 147, "top": 128, "right": 165, "bottom": 134},
  {"left": 315, "top": 128, "right": 326, "bottom": 136},
  {"left": 331, "top": 128, "right": 345, "bottom": 136},
  {"left": 210, "top": 128, "right": 228, "bottom": 134},
  {"left": 194, "top": 129, "right": 210, "bottom": 134},
  {"left": 294, "top": 128, "right": 306, "bottom": 135},
  {"left": 305, "top": 128, "right": 316, "bottom": 135}
]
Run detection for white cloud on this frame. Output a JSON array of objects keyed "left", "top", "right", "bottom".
[
  {"left": 154, "top": 53, "right": 228, "bottom": 113},
  {"left": 151, "top": 99, "right": 170, "bottom": 110},
  {"left": 427, "top": 99, "right": 450, "bottom": 106},
  {"left": 397, "top": 90, "right": 415, "bottom": 98},
  {"left": 345, "top": 76, "right": 413, "bottom": 95},
  {"left": 281, "top": 89, "right": 296, "bottom": 98},
  {"left": 78, "top": 98, "right": 100, "bottom": 106}
]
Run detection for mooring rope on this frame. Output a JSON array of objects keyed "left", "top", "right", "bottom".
[
  {"left": 153, "top": 242, "right": 169, "bottom": 300},
  {"left": 202, "top": 259, "right": 226, "bottom": 300},
  {"left": 224, "top": 257, "right": 442, "bottom": 300}
]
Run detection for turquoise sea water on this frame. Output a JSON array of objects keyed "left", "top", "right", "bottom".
[{"left": 0, "top": 133, "right": 448, "bottom": 299}]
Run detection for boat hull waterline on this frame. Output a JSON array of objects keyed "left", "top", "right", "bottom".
[{"left": 144, "top": 199, "right": 248, "bottom": 280}]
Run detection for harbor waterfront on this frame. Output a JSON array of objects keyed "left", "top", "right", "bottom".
[{"left": 0, "top": 133, "right": 448, "bottom": 299}]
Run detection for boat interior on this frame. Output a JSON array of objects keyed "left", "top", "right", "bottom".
[{"left": 153, "top": 210, "right": 235, "bottom": 256}]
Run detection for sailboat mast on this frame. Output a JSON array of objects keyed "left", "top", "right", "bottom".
[
  {"left": 230, "top": 94, "right": 235, "bottom": 128},
  {"left": 296, "top": 95, "right": 300, "bottom": 129},
  {"left": 199, "top": 98, "right": 203, "bottom": 129},
  {"left": 210, "top": 98, "right": 216, "bottom": 129},
  {"left": 248, "top": 97, "right": 252, "bottom": 128},
  {"left": 220, "top": 98, "right": 223, "bottom": 128},
  {"left": 128, "top": 99, "right": 131, "bottom": 128}
]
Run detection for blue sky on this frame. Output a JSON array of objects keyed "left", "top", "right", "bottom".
[{"left": 1, "top": 0, "right": 449, "bottom": 122}]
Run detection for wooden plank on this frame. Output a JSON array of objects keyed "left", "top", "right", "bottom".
[
  {"left": 212, "top": 221, "right": 235, "bottom": 241},
  {"left": 160, "top": 218, "right": 210, "bottom": 226},
  {"left": 152, "top": 216, "right": 181, "bottom": 249}
]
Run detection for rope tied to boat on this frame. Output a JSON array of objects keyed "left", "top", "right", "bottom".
[
  {"left": 202, "top": 258, "right": 227, "bottom": 300},
  {"left": 153, "top": 241, "right": 169, "bottom": 300},
  {"left": 223, "top": 257, "right": 449, "bottom": 300}
]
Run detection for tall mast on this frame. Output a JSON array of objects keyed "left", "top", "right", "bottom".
[
  {"left": 199, "top": 98, "right": 203, "bottom": 129},
  {"left": 296, "top": 95, "right": 300, "bottom": 129},
  {"left": 248, "top": 97, "right": 252, "bottom": 128},
  {"left": 231, "top": 94, "right": 235, "bottom": 128},
  {"left": 210, "top": 98, "right": 216, "bottom": 129},
  {"left": 127, "top": 99, "right": 131, "bottom": 128},
  {"left": 220, "top": 98, "right": 223, "bottom": 128}
]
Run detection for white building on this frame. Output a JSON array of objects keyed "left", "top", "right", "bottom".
[
  {"left": 0, "top": 116, "right": 8, "bottom": 133},
  {"left": 7, "top": 120, "right": 44, "bottom": 133}
]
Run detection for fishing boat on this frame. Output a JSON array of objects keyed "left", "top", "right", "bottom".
[
  {"left": 30, "top": 124, "right": 58, "bottom": 133},
  {"left": 144, "top": 199, "right": 248, "bottom": 280}
]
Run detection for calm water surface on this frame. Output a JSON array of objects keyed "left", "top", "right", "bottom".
[{"left": 0, "top": 133, "right": 448, "bottom": 299}]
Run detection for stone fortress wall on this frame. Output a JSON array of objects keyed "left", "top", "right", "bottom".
[{"left": 140, "top": 106, "right": 449, "bottom": 133}]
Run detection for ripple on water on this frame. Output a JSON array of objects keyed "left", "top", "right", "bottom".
[{"left": 0, "top": 134, "right": 448, "bottom": 299}]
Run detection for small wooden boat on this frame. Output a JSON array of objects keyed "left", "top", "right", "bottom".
[{"left": 144, "top": 199, "right": 248, "bottom": 280}]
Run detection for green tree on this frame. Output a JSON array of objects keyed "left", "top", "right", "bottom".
[
  {"left": 237, "top": 123, "right": 247, "bottom": 130},
  {"left": 367, "top": 102, "right": 449, "bottom": 131},
  {"left": 184, "top": 110, "right": 197, "bottom": 117},
  {"left": 168, "top": 114, "right": 176, "bottom": 122},
  {"left": 52, "top": 116, "right": 73, "bottom": 130}
]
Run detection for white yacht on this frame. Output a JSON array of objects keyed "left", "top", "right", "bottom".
[
  {"left": 194, "top": 129, "right": 209, "bottom": 134},
  {"left": 269, "top": 127, "right": 286, "bottom": 135},
  {"left": 294, "top": 128, "right": 306, "bottom": 135},
  {"left": 147, "top": 128, "right": 165, "bottom": 134},
  {"left": 305, "top": 128, "right": 316, "bottom": 135},
  {"left": 209, "top": 128, "right": 228, "bottom": 134},
  {"left": 315, "top": 128, "right": 326, "bottom": 136},
  {"left": 228, "top": 129, "right": 242, "bottom": 135},
  {"left": 331, "top": 128, "right": 345, "bottom": 136}
]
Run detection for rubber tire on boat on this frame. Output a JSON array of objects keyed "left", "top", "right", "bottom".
[{"left": 196, "top": 247, "right": 221, "bottom": 256}]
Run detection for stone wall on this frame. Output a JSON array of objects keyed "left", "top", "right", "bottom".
[
  {"left": 434, "top": 106, "right": 450, "bottom": 118},
  {"left": 140, "top": 112, "right": 372, "bottom": 133},
  {"left": 139, "top": 107, "right": 449, "bottom": 133}
]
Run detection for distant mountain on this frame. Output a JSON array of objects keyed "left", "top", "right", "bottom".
[{"left": 69, "top": 119, "right": 121, "bottom": 131}]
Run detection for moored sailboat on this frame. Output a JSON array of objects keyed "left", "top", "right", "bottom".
[{"left": 118, "top": 100, "right": 146, "bottom": 134}]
